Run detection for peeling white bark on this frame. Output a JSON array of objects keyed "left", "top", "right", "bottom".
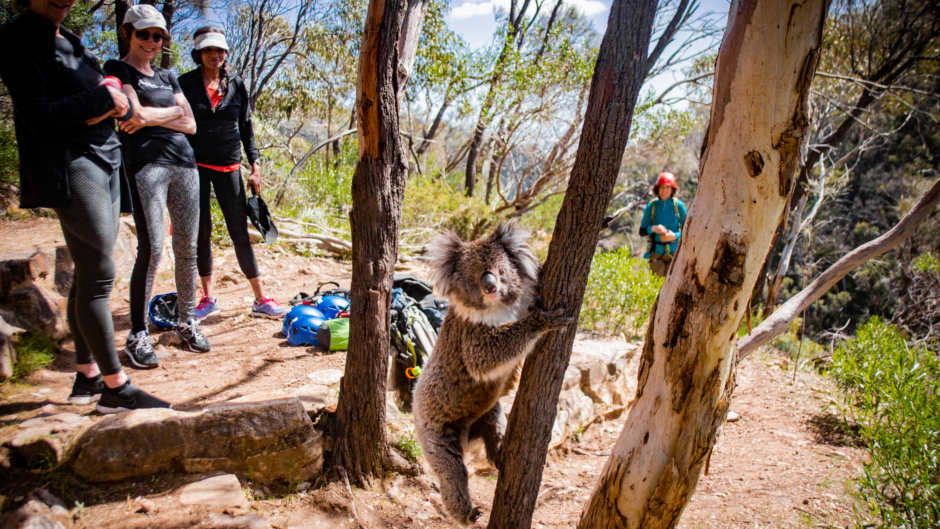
[{"left": 578, "top": 1, "right": 829, "bottom": 527}]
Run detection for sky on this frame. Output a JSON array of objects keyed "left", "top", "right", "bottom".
[{"left": 445, "top": 0, "right": 732, "bottom": 98}]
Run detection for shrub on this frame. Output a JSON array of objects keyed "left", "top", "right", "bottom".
[
  {"left": 827, "top": 317, "right": 940, "bottom": 528},
  {"left": 11, "top": 331, "right": 56, "bottom": 381},
  {"left": 580, "top": 248, "right": 662, "bottom": 339}
]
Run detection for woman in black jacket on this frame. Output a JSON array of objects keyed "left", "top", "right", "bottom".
[
  {"left": 179, "top": 26, "right": 286, "bottom": 320},
  {"left": 0, "top": 0, "right": 168, "bottom": 412}
]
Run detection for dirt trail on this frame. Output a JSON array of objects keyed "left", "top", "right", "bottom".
[{"left": 0, "top": 217, "right": 866, "bottom": 528}]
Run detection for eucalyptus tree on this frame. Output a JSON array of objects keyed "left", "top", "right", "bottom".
[{"left": 223, "top": 0, "right": 321, "bottom": 109}]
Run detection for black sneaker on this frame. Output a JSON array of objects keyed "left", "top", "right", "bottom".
[
  {"left": 176, "top": 320, "right": 211, "bottom": 353},
  {"left": 68, "top": 372, "right": 105, "bottom": 405},
  {"left": 125, "top": 330, "right": 160, "bottom": 369},
  {"left": 96, "top": 380, "right": 171, "bottom": 414}
]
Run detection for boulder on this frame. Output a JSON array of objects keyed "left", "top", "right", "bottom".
[
  {"left": 178, "top": 474, "right": 249, "bottom": 511},
  {"left": 5, "top": 412, "right": 92, "bottom": 469},
  {"left": 69, "top": 398, "right": 323, "bottom": 484},
  {"left": 547, "top": 335, "right": 639, "bottom": 448},
  {"left": 0, "top": 489, "right": 71, "bottom": 529},
  {"left": 0, "top": 251, "right": 68, "bottom": 341}
]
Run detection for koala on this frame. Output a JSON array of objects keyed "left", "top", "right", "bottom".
[{"left": 412, "top": 223, "right": 571, "bottom": 525}]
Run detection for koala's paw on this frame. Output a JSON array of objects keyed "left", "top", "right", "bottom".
[
  {"left": 534, "top": 306, "right": 574, "bottom": 331},
  {"left": 467, "top": 506, "right": 483, "bottom": 524}
]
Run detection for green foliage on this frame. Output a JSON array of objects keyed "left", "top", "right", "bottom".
[
  {"left": 913, "top": 252, "right": 940, "bottom": 274},
  {"left": 11, "top": 331, "right": 56, "bottom": 381},
  {"left": 395, "top": 435, "right": 422, "bottom": 463},
  {"left": 0, "top": 114, "right": 19, "bottom": 190},
  {"left": 401, "top": 175, "right": 491, "bottom": 246},
  {"left": 580, "top": 248, "right": 662, "bottom": 339},
  {"left": 827, "top": 318, "right": 940, "bottom": 528}
]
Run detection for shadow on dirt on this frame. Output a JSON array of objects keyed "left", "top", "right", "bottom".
[{"left": 805, "top": 412, "right": 865, "bottom": 448}]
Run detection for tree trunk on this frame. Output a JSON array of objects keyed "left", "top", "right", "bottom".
[
  {"left": 332, "top": 0, "right": 407, "bottom": 484},
  {"left": 160, "top": 0, "right": 176, "bottom": 69},
  {"left": 485, "top": 0, "right": 659, "bottom": 527},
  {"left": 115, "top": 0, "right": 130, "bottom": 57},
  {"left": 578, "top": 0, "right": 828, "bottom": 527}
]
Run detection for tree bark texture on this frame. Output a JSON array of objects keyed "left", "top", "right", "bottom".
[
  {"left": 396, "top": 0, "right": 428, "bottom": 102},
  {"left": 486, "top": 0, "right": 658, "bottom": 527},
  {"left": 578, "top": 1, "right": 828, "bottom": 527},
  {"left": 737, "top": 176, "right": 940, "bottom": 359},
  {"left": 333, "top": 0, "right": 406, "bottom": 484}
]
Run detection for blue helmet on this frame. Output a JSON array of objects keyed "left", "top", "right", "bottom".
[
  {"left": 282, "top": 305, "right": 326, "bottom": 337},
  {"left": 316, "top": 295, "right": 350, "bottom": 319},
  {"left": 149, "top": 292, "right": 178, "bottom": 329},
  {"left": 287, "top": 313, "right": 325, "bottom": 346}
]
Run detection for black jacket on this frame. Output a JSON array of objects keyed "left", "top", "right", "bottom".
[
  {"left": 178, "top": 68, "right": 259, "bottom": 167},
  {"left": 0, "top": 11, "right": 116, "bottom": 208}
]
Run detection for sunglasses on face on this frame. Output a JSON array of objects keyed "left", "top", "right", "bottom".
[{"left": 134, "top": 30, "right": 165, "bottom": 43}]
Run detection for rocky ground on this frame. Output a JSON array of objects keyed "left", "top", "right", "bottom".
[{"left": 0, "top": 216, "right": 868, "bottom": 528}]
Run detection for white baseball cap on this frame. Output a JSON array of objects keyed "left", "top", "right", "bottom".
[
  {"left": 194, "top": 31, "right": 229, "bottom": 51},
  {"left": 124, "top": 4, "right": 169, "bottom": 36}
]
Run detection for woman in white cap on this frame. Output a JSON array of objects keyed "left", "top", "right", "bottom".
[
  {"left": 105, "top": 4, "right": 211, "bottom": 367},
  {"left": 179, "top": 26, "right": 286, "bottom": 321}
]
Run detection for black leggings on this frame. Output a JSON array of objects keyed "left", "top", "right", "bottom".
[
  {"left": 54, "top": 156, "right": 122, "bottom": 375},
  {"left": 196, "top": 166, "right": 259, "bottom": 280}
]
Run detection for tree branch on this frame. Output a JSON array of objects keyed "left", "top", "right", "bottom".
[{"left": 737, "top": 177, "right": 940, "bottom": 360}]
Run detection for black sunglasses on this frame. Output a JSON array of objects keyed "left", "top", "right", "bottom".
[{"left": 135, "top": 30, "right": 166, "bottom": 43}]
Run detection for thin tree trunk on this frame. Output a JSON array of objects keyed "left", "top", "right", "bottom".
[
  {"left": 738, "top": 176, "right": 940, "bottom": 359},
  {"left": 578, "top": 0, "right": 828, "bottom": 527},
  {"left": 159, "top": 0, "right": 176, "bottom": 69},
  {"left": 486, "top": 0, "right": 659, "bottom": 526},
  {"left": 115, "top": 0, "right": 130, "bottom": 57},
  {"left": 333, "top": 0, "right": 408, "bottom": 484}
]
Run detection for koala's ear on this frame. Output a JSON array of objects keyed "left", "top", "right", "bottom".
[
  {"left": 428, "top": 230, "right": 464, "bottom": 297},
  {"left": 490, "top": 222, "right": 538, "bottom": 282}
]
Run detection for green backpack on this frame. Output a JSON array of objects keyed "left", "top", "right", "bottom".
[{"left": 317, "top": 317, "right": 350, "bottom": 351}]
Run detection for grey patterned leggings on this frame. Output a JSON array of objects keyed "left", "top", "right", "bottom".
[{"left": 128, "top": 163, "right": 200, "bottom": 333}]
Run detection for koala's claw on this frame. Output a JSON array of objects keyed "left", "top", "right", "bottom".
[
  {"left": 468, "top": 506, "right": 483, "bottom": 523},
  {"left": 534, "top": 306, "right": 573, "bottom": 331}
]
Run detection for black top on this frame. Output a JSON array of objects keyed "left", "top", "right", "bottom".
[
  {"left": 104, "top": 60, "right": 195, "bottom": 174},
  {"left": 0, "top": 11, "right": 119, "bottom": 208},
  {"left": 178, "top": 68, "right": 259, "bottom": 167}
]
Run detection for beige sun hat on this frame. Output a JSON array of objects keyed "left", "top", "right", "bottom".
[
  {"left": 124, "top": 4, "right": 169, "bottom": 37},
  {"left": 194, "top": 31, "right": 229, "bottom": 51}
]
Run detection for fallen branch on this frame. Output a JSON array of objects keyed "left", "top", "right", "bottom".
[{"left": 736, "top": 176, "right": 940, "bottom": 361}]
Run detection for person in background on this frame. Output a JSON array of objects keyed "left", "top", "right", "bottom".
[
  {"left": 105, "top": 4, "right": 210, "bottom": 368},
  {"left": 639, "top": 171, "right": 688, "bottom": 277},
  {"left": 0, "top": 0, "right": 169, "bottom": 411},
  {"left": 179, "top": 26, "right": 286, "bottom": 320}
]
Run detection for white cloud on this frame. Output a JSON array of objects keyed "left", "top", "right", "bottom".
[
  {"left": 448, "top": 0, "right": 608, "bottom": 21},
  {"left": 563, "top": 0, "right": 607, "bottom": 16}
]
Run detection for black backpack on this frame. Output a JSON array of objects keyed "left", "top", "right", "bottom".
[{"left": 388, "top": 275, "right": 448, "bottom": 410}]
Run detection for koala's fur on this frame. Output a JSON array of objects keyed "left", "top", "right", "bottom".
[{"left": 412, "top": 223, "right": 570, "bottom": 525}]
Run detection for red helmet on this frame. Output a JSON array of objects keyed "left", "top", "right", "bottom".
[{"left": 654, "top": 172, "right": 677, "bottom": 189}]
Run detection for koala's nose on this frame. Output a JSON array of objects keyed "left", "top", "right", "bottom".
[{"left": 481, "top": 272, "right": 498, "bottom": 294}]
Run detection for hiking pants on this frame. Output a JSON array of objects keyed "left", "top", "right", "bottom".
[
  {"left": 128, "top": 162, "right": 199, "bottom": 333},
  {"left": 54, "top": 156, "right": 122, "bottom": 375},
  {"left": 196, "top": 166, "right": 259, "bottom": 280}
]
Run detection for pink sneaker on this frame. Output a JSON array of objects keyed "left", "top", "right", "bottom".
[
  {"left": 194, "top": 296, "right": 219, "bottom": 320},
  {"left": 252, "top": 297, "right": 287, "bottom": 319}
]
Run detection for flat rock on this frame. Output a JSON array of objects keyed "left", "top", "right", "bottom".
[
  {"left": 0, "top": 489, "right": 70, "bottom": 529},
  {"left": 179, "top": 474, "right": 249, "bottom": 511},
  {"left": 199, "top": 513, "right": 272, "bottom": 529},
  {"left": 306, "top": 369, "right": 343, "bottom": 386},
  {"left": 6, "top": 412, "right": 92, "bottom": 469},
  {"left": 69, "top": 398, "right": 323, "bottom": 484}
]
